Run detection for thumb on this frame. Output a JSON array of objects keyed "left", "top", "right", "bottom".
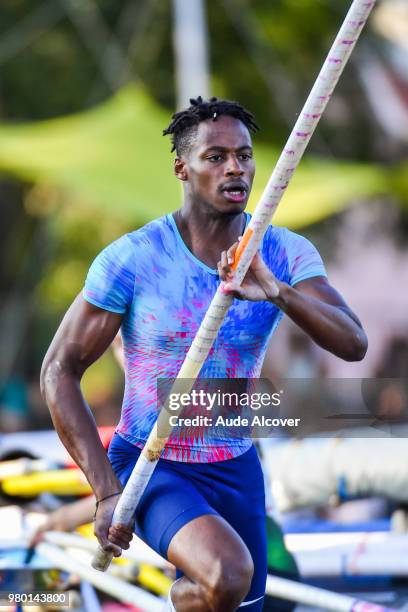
[{"left": 222, "top": 281, "right": 245, "bottom": 300}]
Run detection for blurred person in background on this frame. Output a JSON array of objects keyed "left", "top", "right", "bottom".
[{"left": 0, "top": 378, "right": 29, "bottom": 433}]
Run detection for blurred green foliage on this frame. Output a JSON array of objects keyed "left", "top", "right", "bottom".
[
  {"left": 0, "top": 0, "right": 405, "bottom": 413},
  {"left": 0, "top": 85, "right": 391, "bottom": 228},
  {"left": 0, "top": 0, "right": 386, "bottom": 156}
]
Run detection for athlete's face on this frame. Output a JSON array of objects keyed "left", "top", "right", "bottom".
[{"left": 175, "top": 115, "right": 255, "bottom": 215}]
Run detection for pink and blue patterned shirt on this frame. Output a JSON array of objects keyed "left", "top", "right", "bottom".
[{"left": 83, "top": 213, "right": 326, "bottom": 462}]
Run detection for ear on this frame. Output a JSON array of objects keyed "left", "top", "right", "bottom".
[{"left": 174, "top": 157, "right": 188, "bottom": 182}]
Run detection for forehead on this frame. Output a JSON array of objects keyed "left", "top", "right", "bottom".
[{"left": 193, "top": 115, "right": 252, "bottom": 151}]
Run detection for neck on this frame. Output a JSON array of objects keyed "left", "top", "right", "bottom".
[{"left": 173, "top": 201, "right": 246, "bottom": 270}]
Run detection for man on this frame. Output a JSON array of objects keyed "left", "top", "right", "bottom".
[{"left": 41, "top": 96, "right": 367, "bottom": 611}]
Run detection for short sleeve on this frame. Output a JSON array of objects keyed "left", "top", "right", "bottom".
[
  {"left": 285, "top": 229, "right": 327, "bottom": 287},
  {"left": 83, "top": 235, "right": 135, "bottom": 314}
]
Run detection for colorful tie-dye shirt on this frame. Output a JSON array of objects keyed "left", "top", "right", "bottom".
[{"left": 83, "top": 213, "right": 326, "bottom": 462}]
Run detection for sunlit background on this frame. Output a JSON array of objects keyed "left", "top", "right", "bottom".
[
  {"left": 0, "top": 2, "right": 408, "bottom": 608},
  {"left": 0, "top": 0, "right": 407, "bottom": 433}
]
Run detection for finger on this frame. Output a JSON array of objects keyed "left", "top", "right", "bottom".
[
  {"left": 217, "top": 260, "right": 225, "bottom": 280},
  {"left": 113, "top": 523, "right": 133, "bottom": 536},
  {"left": 217, "top": 260, "right": 229, "bottom": 282},
  {"left": 218, "top": 252, "right": 233, "bottom": 280},
  {"left": 109, "top": 526, "right": 133, "bottom": 549},
  {"left": 108, "top": 534, "right": 131, "bottom": 550},
  {"left": 96, "top": 534, "right": 121, "bottom": 556},
  {"left": 218, "top": 266, "right": 235, "bottom": 283},
  {"left": 220, "top": 250, "right": 229, "bottom": 273},
  {"left": 227, "top": 242, "right": 238, "bottom": 265},
  {"left": 223, "top": 282, "right": 245, "bottom": 300},
  {"left": 109, "top": 525, "right": 132, "bottom": 538},
  {"left": 94, "top": 523, "right": 119, "bottom": 555},
  {"left": 103, "top": 541, "right": 123, "bottom": 557}
]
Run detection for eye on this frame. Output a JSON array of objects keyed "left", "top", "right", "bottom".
[
  {"left": 239, "top": 153, "right": 252, "bottom": 161},
  {"left": 207, "top": 154, "right": 223, "bottom": 162}
]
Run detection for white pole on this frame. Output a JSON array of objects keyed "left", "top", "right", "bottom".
[
  {"left": 80, "top": 581, "right": 102, "bottom": 612},
  {"left": 92, "top": 0, "right": 376, "bottom": 572},
  {"left": 37, "top": 542, "right": 163, "bottom": 611},
  {"left": 265, "top": 575, "right": 395, "bottom": 612},
  {"left": 172, "top": 0, "right": 210, "bottom": 108},
  {"left": 44, "top": 530, "right": 166, "bottom": 567}
]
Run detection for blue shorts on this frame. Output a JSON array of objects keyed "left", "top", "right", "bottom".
[{"left": 108, "top": 433, "right": 267, "bottom": 610}]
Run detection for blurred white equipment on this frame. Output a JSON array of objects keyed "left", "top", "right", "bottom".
[{"left": 263, "top": 437, "right": 408, "bottom": 512}]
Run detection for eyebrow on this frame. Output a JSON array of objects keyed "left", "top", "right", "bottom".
[{"left": 201, "top": 145, "right": 253, "bottom": 154}]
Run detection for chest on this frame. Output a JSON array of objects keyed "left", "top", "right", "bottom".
[{"left": 126, "top": 247, "right": 288, "bottom": 344}]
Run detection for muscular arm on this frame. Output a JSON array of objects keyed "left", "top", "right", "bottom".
[
  {"left": 274, "top": 276, "right": 367, "bottom": 361},
  {"left": 219, "top": 247, "right": 367, "bottom": 362},
  {"left": 41, "top": 294, "right": 122, "bottom": 498},
  {"left": 40, "top": 294, "right": 131, "bottom": 554}
]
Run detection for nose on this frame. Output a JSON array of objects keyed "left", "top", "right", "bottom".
[{"left": 225, "top": 155, "right": 244, "bottom": 176}]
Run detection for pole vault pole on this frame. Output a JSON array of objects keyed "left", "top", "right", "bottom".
[{"left": 92, "top": 0, "right": 376, "bottom": 571}]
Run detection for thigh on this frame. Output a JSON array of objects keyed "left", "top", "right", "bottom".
[
  {"left": 136, "top": 467, "right": 219, "bottom": 558},
  {"left": 167, "top": 513, "right": 253, "bottom": 593},
  {"left": 223, "top": 505, "right": 267, "bottom": 610},
  {"left": 168, "top": 447, "right": 267, "bottom": 611},
  {"left": 210, "top": 447, "right": 267, "bottom": 610}
]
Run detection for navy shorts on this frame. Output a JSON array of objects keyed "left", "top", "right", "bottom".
[{"left": 108, "top": 433, "right": 267, "bottom": 610}]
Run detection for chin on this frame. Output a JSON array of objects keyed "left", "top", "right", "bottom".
[
  {"left": 213, "top": 199, "right": 248, "bottom": 216},
  {"left": 198, "top": 195, "right": 248, "bottom": 218}
]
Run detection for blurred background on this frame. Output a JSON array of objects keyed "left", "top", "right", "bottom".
[
  {"left": 0, "top": 1, "right": 408, "bottom": 609},
  {"left": 1, "top": 0, "right": 407, "bottom": 433}
]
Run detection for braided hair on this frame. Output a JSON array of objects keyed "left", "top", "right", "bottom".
[{"left": 163, "top": 96, "right": 259, "bottom": 155}]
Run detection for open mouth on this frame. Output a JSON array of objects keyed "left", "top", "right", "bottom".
[{"left": 221, "top": 184, "right": 248, "bottom": 203}]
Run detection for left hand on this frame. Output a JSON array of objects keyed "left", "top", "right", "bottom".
[
  {"left": 94, "top": 495, "right": 133, "bottom": 557},
  {"left": 217, "top": 239, "right": 281, "bottom": 302}
]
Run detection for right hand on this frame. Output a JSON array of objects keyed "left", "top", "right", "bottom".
[
  {"left": 218, "top": 240, "right": 281, "bottom": 302},
  {"left": 93, "top": 494, "right": 133, "bottom": 557}
]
